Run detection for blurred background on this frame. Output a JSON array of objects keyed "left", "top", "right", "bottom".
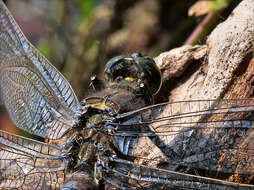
[{"left": 0, "top": 0, "right": 240, "bottom": 137}]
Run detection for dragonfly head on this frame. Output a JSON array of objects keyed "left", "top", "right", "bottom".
[{"left": 104, "top": 53, "right": 162, "bottom": 98}]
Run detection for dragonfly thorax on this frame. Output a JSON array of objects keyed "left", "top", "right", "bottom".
[{"left": 64, "top": 98, "right": 118, "bottom": 171}]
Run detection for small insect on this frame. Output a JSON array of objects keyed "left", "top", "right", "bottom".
[{"left": 1, "top": 1, "right": 254, "bottom": 190}]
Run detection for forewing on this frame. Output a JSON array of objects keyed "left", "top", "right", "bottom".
[
  {"left": 112, "top": 99, "right": 254, "bottom": 177},
  {"left": 0, "top": 130, "right": 66, "bottom": 190},
  {"left": 0, "top": 1, "right": 81, "bottom": 139}
]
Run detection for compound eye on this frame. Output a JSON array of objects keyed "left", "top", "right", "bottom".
[
  {"left": 132, "top": 53, "right": 162, "bottom": 95},
  {"left": 104, "top": 55, "right": 126, "bottom": 82},
  {"left": 104, "top": 53, "right": 162, "bottom": 95}
]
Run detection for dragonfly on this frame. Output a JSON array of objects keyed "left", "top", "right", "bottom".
[{"left": 1, "top": 1, "right": 254, "bottom": 190}]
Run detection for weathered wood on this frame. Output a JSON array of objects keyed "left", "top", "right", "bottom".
[
  {"left": 155, "top": 0, "right": 254, "bottom": 102},
  {"left": 150, "top": 0, "right": 254, "bottom": 185}
]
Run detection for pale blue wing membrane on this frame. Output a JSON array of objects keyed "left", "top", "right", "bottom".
[
  {"left": 0, "top": 1, "right": 81, "bottom": 139},
  {"left": 111, "top": 99, "right": 254, "bottom": 176},
  {"left": 0, "top": 130, "right": 66, "bottom": 189},
  {"left": 106, "top": 157, "right": 254, "bottom": 190}
]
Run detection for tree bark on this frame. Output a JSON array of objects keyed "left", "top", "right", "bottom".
[
  {"left": 155, "top": 0, "right": 254, "bottom": 102},
  {"left": 149, "top": 0, "right": 254, "bottom": 184}
]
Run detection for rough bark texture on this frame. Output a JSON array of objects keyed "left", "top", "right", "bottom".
[
  {"left": 155, "top": 0, "right": 254, "bottom": 102},
  {"left": 149, "top": 0, "right": 254, "bottom": 184}
]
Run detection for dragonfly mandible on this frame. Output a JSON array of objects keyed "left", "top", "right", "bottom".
[{"left": 0, "top": 1, "right": 254, "bottom": 190}]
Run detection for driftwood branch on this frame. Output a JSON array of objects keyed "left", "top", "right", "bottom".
[
  {"left": 144, "top": 0, "right": 254, "bottom": 185},
  {"left": 155, "top": 0, "right": 254, "bottom": 102}
]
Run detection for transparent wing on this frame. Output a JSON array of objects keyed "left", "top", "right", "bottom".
[
  {"left": 109, "top": 99, "right": 254, "bottom": 183},
  {"left": 0, "top": 1, "right": 81, "bottom": 139},
  {"left": 105, "top": 157, "right": 254, "bottom": 190},
  {"left": 0, "top": 130, "right": 66, "bottom": 189}
]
